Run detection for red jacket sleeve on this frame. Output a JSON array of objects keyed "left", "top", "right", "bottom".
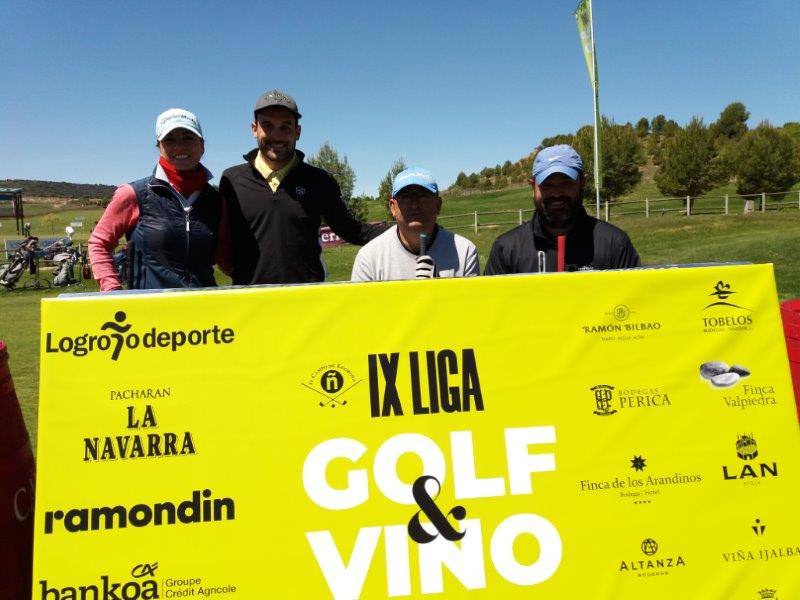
[{"left": 88, "top": 184, "right": 139, "bottom": 291}]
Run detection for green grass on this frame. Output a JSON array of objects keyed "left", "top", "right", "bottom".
[
  {"left": 2, "top": 205, "right": 799, "bottom": 455},
  {"left": 1, "top": 207, "right": 104, "bottom": 244}
]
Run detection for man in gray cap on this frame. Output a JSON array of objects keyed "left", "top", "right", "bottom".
[
  {"left": 484, "top": 144, "right": 640, "bottom": 274},
  {"left": 218, "top": 90, "right": 384, "bottom": 284}
]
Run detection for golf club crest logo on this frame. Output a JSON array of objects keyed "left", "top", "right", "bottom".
[
  {"left": 758, "top": 590, "right": 777, "bottom": 600},
  {"left": 303, "top": 363, "right": 362, "bottom": 408}
]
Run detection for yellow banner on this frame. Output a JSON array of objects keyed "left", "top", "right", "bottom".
[{"left": 33, "top": 264, "right": 799, "bottom": 599}]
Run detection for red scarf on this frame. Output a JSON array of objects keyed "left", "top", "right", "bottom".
[{"left": 158, "top": 156, "right": 208, "bottom": 198}]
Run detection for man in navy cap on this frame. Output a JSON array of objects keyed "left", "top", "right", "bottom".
[
  {"left": 351, "top": 167, "right": 478, "bottom": 281},
  {"left": 484, "top": 144, "right": 640, "bottom": 274}
]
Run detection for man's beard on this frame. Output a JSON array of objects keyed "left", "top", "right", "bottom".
[{"left": 540, "top": 195, "right": 579, "bottom": 229}]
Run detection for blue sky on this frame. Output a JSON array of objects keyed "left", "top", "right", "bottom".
[{"left": 1, "top": 0, "right": 798, "bottom": 195}]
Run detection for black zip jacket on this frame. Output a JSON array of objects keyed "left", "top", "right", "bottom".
[
  {"left": 220, "top": 150, "right": 385, "bottom": 284},
  {"left": 484, "top": 206, "right": 640, "bottom": 274}
]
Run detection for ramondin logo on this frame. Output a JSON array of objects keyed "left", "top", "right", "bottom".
[
  {"left": 45, "top": 311, "right": 235, "bottom": 361},
  {"left": 40, "top": 562, "right": 159, "bottom": 599},
  {"left": 43, "top": 489, "right": 234, "bottom": 534}
]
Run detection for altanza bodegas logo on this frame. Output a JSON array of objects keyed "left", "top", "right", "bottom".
[{"left": 45, "top": 311, "right": 235, "bottom": 361}]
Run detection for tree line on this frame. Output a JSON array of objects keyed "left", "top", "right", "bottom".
[
  {"left": 448, "top": 102, "right": 800, "bottom": 204},
  {"left": 8, "top": 102, "right": 799, "bottom": 220},
  {"left": 0, "top": 179, "right": 117, "bottom": 200}
]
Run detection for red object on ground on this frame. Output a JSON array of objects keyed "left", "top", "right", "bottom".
[
  {"left": 780, "top": 300, "right": 800, "bottom": 420},
  {"left": 557, "top": 235, "right": 566, "bottom": 272},
  {"left": 0, "top": 340, "right": 35, "bottom": 600}
]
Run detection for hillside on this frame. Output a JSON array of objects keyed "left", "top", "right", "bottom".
[{"left": 0, "top": 179, "right": 115, "bottom": 199}]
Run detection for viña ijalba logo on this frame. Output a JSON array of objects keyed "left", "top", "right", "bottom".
[
  {"left": 45, "top": 311, "right": 235, "bottom": 361},
  {"left": 39, "top": 562, "right": 159, "bottom": 599},
  {"left": 721, "top": 517, "right": 799, "bottom": 567}
]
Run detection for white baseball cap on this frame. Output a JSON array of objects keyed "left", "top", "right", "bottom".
[{"left": 155, "top": 108, "right": 203, "bottom": 141}]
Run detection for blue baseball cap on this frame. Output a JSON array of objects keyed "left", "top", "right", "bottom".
[
  {"left": 392, "top": 167, "right": 439, "bottom": 197},
  {"left": 533, "top": 144, "right": 583, "bottom": 184}
]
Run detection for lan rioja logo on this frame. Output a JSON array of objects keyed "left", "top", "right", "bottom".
[{"left": 722, "top": 434, "right": 778, "bottom": 481}]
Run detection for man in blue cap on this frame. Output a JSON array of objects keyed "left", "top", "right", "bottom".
[
  {"left": 351, "top": 167, "right": 478, "bottom": 281},
  {"left": 484, "top": 144, "right": 640, "bottom": 274}
]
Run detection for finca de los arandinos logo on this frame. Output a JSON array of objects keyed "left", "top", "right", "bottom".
[{"left": 45, "top": 311, "right": 235, "bottom": 361}]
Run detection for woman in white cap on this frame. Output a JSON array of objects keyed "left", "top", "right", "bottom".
[{"left": 88, "top": 108, "right": 222, "bottom": 290}]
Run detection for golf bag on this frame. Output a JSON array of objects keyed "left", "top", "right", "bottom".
[{"left": 0, "top": 237, "right": 39, "bottom": 290}]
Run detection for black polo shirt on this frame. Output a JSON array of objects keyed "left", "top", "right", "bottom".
[{"left": 484, "top": 208, "right": 640, "bottom": 274}]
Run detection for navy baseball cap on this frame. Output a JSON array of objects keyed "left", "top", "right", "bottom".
[
  {"left": 392, "top": 167, "right": 439, "bottom": 197},
  {"left": 533, "top": 144, "right": 584, "bottom": 184}
]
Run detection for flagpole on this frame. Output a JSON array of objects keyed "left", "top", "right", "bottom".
[{"left": 589, "top": 0, "right": 601, "bottom": 219}]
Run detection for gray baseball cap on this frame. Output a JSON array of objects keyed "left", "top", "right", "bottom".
[{"left": 253, "top": 90, "right": 302, "bottom": 119}]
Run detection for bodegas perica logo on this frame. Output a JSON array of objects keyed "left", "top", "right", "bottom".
[
  {"left": 45, "top": 311, "right": 235, "bottom": 361},
  {"left": 590, "top": 383, "right": 671, "bottom": 416}
]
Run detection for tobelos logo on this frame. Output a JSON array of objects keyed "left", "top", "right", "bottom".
[
  {"left": 704, "top": 280, "right": 750, "bottom": 310},
  {"left": 45, "top": 311, "right": 235, "bottom": 361}
]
